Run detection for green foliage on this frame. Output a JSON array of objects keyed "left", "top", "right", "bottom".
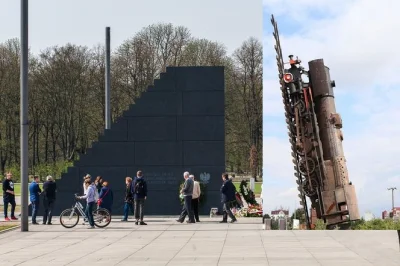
[
  {"left": 351, "top": 218, "right": 400, "bottom": 230},
  {"left": 271, "top": 218, "right": 279, "bottom": 230},
  {"left": 0, "top": 25, "right": 262, "bottom": 181},
  {"left": 1, "top": 160, "right": 73, "bottom": 182},
  {"left": 314, "top": 219, "right": 327, "bottom": 230},
  {"left": 290, "top": 207, "right": 306, "bottom": 224},
  {"left": 239, "top": 180, "right": 258, "bottom": 205}
]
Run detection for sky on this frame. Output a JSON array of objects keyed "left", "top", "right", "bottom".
[
  {"left": 262, "top": 0, "right": 400, "bottom": 218},
  {"left": 0, "top": 0, "right": 262, "bottom": 55}
]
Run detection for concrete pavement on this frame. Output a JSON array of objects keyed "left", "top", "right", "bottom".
[{"left": 0, "top": 217, "right": 399, "bottom": 266}]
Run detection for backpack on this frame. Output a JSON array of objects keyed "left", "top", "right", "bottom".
[{"left": 135, "top": 179, "right": 145, "bottom": 195}]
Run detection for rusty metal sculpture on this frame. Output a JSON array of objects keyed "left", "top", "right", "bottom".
[{"left": 270, "top": 15, "right": 360, "bottom": 229}]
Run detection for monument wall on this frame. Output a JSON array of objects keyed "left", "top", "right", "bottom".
[{"left": 52, "top": 66, "right": 225, "bottom": 215}]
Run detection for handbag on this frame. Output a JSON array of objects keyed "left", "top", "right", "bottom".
[{"left": 97, "top": 188, "right": 110, "bottom": 206}]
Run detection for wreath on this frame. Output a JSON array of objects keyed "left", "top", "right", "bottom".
[
  {"left": 239, "top": 180, "right": 258, "bottom": 205},
  {"left": 179, "top": 180, "right": 207, "bottom": 206}
]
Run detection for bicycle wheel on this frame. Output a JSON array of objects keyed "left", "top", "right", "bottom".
[
  {"left": 93, "top": 208, "right": 111, "bottom": 228},
  {"left": 60, "top": 208, "right": 79, "bottom": 228}
]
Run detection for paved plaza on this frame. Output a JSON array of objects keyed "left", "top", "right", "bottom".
[{"left": 0, "top": 217, "right": 399, "bottom": 266}]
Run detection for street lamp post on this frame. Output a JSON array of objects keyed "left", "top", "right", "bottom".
[
  {"left": 105, "top": 27, "right": 111, "bottom": 130},
  {"left": 20, "top": 0, "right": 29, "bottom": 232},
  {"left": 387, "top": 187, "right": 397, "bottom": 217}
]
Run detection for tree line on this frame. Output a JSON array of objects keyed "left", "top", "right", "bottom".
[{"left": 0, "top": 23, "right": 262, "bottom": 180}]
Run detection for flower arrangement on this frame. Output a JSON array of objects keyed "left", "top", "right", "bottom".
[{"left": 239, "top": 180, "right": 258, "bottom": 205}]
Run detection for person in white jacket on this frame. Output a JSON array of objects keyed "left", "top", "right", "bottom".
[{"left": 191, "top": 175, "right": 201, "bottom": 222}]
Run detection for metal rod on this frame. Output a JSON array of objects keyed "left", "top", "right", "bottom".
[
  {"left": 388, "top": 187, "right": 397, "bottom": 215},
  {"left": 20, "top": 0, "right": 29, "bottom": 232},
  {"left": 105, "top": 27, "right": 111, "bottom": 129}
]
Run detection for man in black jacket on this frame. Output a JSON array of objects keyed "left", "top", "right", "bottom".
[
  {"left": 2, "top": 172, "right": 17, "bottom": 221},
  {"left": 132, "top": 171, "right": 148, "bottom": 225},
  {"left": 42, "top": 175, "right": 57, "bottom": 225},
  {"left": 220, "top": 173, "right": 237, "bottom": 223}
]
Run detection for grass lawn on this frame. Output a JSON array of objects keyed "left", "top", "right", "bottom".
[
  {"left": 233, "top": 181, "right": 262, "bottom": 195},
  {"left": 0, "top": 224, "right": 18, "bottom": 232}
]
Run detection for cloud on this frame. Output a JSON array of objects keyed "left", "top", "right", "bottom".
[{"left": 262, "top": 0, "right": 400, "bottom": 218}]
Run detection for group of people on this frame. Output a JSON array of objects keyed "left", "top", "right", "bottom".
[
  {"left": 77, "top": 171, "right": 148, "bottom": 229},
  {"left": 2, "top": 172, "right": 57, "bottom": 224},
  {"left": 177, "top": 172, "right": 201, "bottom": 223},
  {"left": 176, "top": 172, "right": 237, "bottom": 224},
  {"left": 3, "top": 169, "right": 239, "bottom": 225},
  {"left": 77, "top": 174, "right": 114, "bottom": 229}
]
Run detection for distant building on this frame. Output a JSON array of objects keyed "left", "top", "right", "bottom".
[
  {"left": 382, "top": 210, "right": 389, "bottom": 219},
  {"left": 271, "top": 209, "right": 289, "bottom": 219},
  {"left": 382, "top": 207, "right": 400, "bottom": 219}
]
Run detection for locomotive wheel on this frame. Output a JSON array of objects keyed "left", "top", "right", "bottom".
[
  {"left": 302, "top": 177, "right": 318, "bottom": 197},
  {"left": 298, "top": 157, "right": 316, "bottom": 175},
  {"left": 296, "top": 138, "right": 313, "bottom": 156}
]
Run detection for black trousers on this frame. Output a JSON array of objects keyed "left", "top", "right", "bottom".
[
  {"left": 191, "top": 198, "right": 200, "bottom": 222},
  {"left": 43, "top": 199, "right": 55, "bottom": 224},
  {"left": 222, "top": 201, "right": 236, "bottom": 221},
  {"left": 178, "top": 195, "right": 195, "bottom": 222},
  {"left": 134, "top": 199, "right": 145, "bottom": 221}
]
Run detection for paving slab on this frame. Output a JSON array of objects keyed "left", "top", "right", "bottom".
[{"left": 0, "top": 217, "right": 399, "bottom": 265}]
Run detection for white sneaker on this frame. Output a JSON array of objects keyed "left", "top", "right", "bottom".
[{"left": 87, "top": 226, "right": 95, "bottom": 229}]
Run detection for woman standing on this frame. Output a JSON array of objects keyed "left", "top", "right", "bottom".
[
  {"left": 78, "top": 180, "right": 96, "bottom": 229},
  {"left": 98, "top": 181, "right": 113, "bottom": 213},
  {"left": 95, "top": 176, "right": 103, "bottom": 193},
  {"left": 121, "top": 177, "right": 134, "bottom": 221}
]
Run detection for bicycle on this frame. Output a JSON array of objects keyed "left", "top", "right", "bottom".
[{"left": 59, "top": 194, "right": 111, "bottom": 228}]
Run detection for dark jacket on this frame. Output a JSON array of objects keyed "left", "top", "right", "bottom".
[
  {"left": 43, "top": 181, "right": 57, "bottom": 201},
  {"left": 182, "top": 178, "right": 194, "bottom": 196},
  {"left": 220, "top": 179, "right": 236, "bottom": 203},
  {"left": 99, "top": 186, "right": 113, "bottom": 212},
  {"left": 125, "top": 183, "right": 133, "bottom": 203},
  {"left": 132, "top": 177, "right": 147, "bottom": 200},
  {"left": 2, "top": 179, "right": 15, "bottom": 200},
  {"left": 29, "top": 181, "right": 42, "bottom": 202},
  {"left": 96, "top": 182, "right": 103, "bottom": 193}
]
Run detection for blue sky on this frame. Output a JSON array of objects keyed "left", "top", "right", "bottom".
[
  {"left": 0, "top": 0, "right": 262, "bottom": 56},
  {"left": 262, "top": 0, "right": 400, "bottom": 218}
]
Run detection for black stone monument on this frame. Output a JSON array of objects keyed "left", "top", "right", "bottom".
[{"left": 53, "top": 66, "right": 225, "bottom": 215}]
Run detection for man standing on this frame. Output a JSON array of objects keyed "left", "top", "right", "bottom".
[
  {"left": 29, "top": 175, "right": 42, "bottom": 224},
  {"left": 177, "top": 171, "right": 195, "bottom": 223},
  {"left": 2, "top": 172, "right": 17, "bottom": 221},
  {"left": 191, "top": 175, "right": 201, "bottom": 222},
  {"left": 220, "top": 173, "right": 237, "bottom": 223},
  {"left": 132, "top": 171, "right": 147, "bottom": 225},
  {"left": 42, "top": 175, "right": 57, "bottom": 225}
]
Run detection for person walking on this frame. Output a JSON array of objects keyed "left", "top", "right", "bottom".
[
  {"left": 191, "top": 175, "right": 201, "bottom": 222},
  {"left": 29, "top": 175, "right": 42, "bottom": 224},
  {"left": 121, "top": 177, "right": 134, "bottom": 221},
  {"left": 132, "top": 171, "right": 147, "bottom": 225},
  {"left": 42, "top": 175, "right": 57, "bottom": 225},
  {"left": 2, "top": 172, "right": 17, "bottom": 221},
  {"left": 176, "top": 171, "right": 195, "bottom": 223},
  {"left": 220, "top": 173, "right": 237, "bottom": 223},
  {"left": 78, "top": 180, "right": 96, "bottom": 229},
  {"left": 98, "top": 181, "right": 113, "bottom": 214}
]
